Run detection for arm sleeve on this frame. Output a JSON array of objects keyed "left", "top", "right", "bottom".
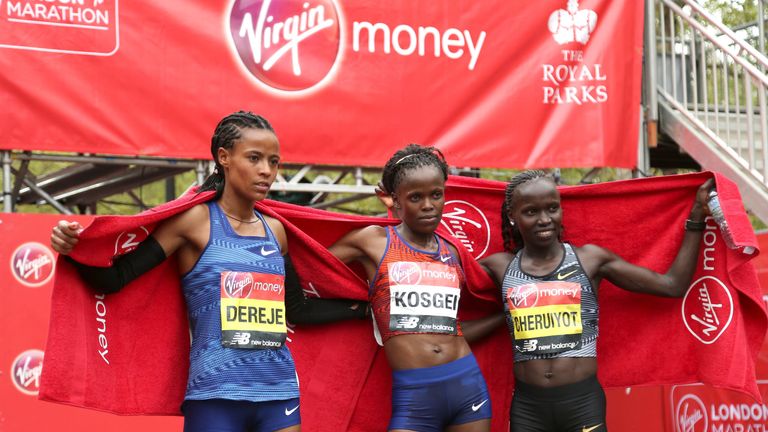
[
  {"left": 283, "top": 253, "right": 368, "bottom": 324},
  {"left": 65, "top": 235, "right": 167, "bottom": 294}
]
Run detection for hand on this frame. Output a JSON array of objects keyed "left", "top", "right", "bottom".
[
  {"left": 691, "top": 178, "right": 715, "bottom": 221},
  {"left": 50, "top": 220, "right": 83, "bottom": 255},
  {"left": 375, "top": 182, "right": 394, "bottom": 209}
]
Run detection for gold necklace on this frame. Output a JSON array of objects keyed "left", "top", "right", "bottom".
[{"left": 222, "top": 211, "right": 260, "bottom": 224}]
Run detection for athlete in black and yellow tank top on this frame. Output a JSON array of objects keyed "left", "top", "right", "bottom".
[{"left": 480, "top": 170, "right": 713, "bottom": 432}]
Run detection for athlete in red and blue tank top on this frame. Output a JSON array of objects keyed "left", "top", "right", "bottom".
[
  {"left": 330, "top": 144, "right": 495, "bottom": 432},
  {"left": 370, "top": 226, "right": 466, "bottom": 343}
]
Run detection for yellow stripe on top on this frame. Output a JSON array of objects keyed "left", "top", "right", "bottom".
[
  {"left": 221, "top": 298, "right": 287, "bottom": 333},
  {"left": 510, "top": 304, "right": 582, "bottom": 339}
]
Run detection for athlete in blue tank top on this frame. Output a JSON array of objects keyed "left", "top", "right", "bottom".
[
  {"left": 51, "top": 112, "right": 368, "bottom": 432},
  {"left": 480, "top": 170, "right": 714, "bottom": 432}
]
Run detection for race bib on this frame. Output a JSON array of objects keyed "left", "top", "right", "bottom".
[
  {"left": 220, "top": 271, "right": 286, "bottom": 349},
  {"left": 507, "top": 281, "right": 582, "bottom": 355},
  {"left": 388, "top": 261, "right": 461, "bottom": 334}
]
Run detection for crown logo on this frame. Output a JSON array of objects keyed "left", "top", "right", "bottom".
[{"left": 548, "top": 0, "right": 598, "bottom": 45}]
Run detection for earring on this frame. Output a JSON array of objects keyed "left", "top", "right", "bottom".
[{"left": 509, "top": 220, "right": 515, "bottom": 226}]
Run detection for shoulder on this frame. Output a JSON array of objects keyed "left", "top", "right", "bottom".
[
  {"left": 164, "top": 203, "right": 209, "bottom": 231},
  {"left": 341, "top": 224, "right": 388, "bottom": 243},
  {"left": 573, "top": 243, "right": 617, "bottom": 274},
  {"left": 479, "top": 251, "right": 515, "bottom": 284},
  {"left": 262, "top": 214, "right": 285, "bottom": 236}
]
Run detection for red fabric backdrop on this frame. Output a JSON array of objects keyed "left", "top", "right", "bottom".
[{"left": 0, "top": 0, "right": 643, "bottom": 168}]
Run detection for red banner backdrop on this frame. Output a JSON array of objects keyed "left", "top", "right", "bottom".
[
  {"left": 0, "top": 0, "right": 643, "bottom": 169},
  {"left": 1, "top": 219, "right": 767, "bottom": 431}
]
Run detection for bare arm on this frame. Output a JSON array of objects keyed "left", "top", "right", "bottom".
[{"left": 580, "top": 179, "right": 713, "bottom": 298}]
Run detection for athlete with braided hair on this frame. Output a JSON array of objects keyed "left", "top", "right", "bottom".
[
  {"left": 480, "top": 170, "right": 713, "bottom": 432},
  {"left": 330, "top": 144, "right": 497, "bottom": 432},
  {"left": 50, "top": 111, "right": 367, "bottom": 432}
]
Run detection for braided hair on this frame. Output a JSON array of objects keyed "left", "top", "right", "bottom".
[
  {"left": 381, "top": 144, "right": 448, "bottom": 196},
  {"left": 501, "top": 170, "right": 551, "bottom": 253},
  {"left": 198, "top": 111, "right": 275, "bottom": 200}
]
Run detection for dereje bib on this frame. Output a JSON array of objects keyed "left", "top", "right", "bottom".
[
  {"left": 507, "top": 281, "right": 582, "bottom": 355},
  {"left": 388, "top": 261, "right": 461, "bottom": 334},
  {"left": 220, "top": 271, "right": 286, "bottom": 349}
]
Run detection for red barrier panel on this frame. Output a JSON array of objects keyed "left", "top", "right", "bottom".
[
  {"left": 0, "top": 0, "right": 643, "bottom": 169},
  {"left": 0, "top": 213, "right": 182, "bottom": 430}
]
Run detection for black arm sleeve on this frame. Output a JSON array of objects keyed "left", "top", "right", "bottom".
[
  {"left": 65, "top": 235, "right": 167, "bottom": 294},
  {"left": 283, "top": 253, "right": 368, "bottom": 324}
]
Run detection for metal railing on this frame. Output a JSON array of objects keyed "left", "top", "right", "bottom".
[{"left": 655, "top": 0, "right": 768, "bottom": 185}]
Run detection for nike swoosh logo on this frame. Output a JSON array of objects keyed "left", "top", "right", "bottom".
[
  {"left": 439, "top": 255, "right": 450, "bottom": 262},
  {"left": 556, "top": 269, "right": 577, "bottom": 280},
  {"left": 285, "top": 405, "right": 299, "bottom": 416},
  {"left": 471, "top": 399, "right": 488, "bottom": 411},
  {"left": 582, "top": 424, "right": 603, "bottom": 432},
  {"left": 260, "top": 247, "right": 277, "bottom": 256}
]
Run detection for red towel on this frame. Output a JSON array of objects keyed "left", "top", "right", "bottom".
[{"left": 39, "top": 172, "right": 766, "bottom": 431}]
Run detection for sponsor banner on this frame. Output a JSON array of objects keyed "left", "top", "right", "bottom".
[
  {"left": 669, "top": 382, "right": 768, "bottom": 432},
  {"left": 1, "top": 0, "right": 643, "bottom": 169},
  {"left": 220, "top": 271, "right": 287, "bottom": 348},
  {"left": 0, "top": 0, "right": 119, "bottom": 55},
  {"left": 0, "top": 212, "right": 182, "bottom": 430}
]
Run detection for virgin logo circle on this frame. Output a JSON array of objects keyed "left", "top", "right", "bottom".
[
  {"left": 682, "top": 276, "right": 733, "bottom": 344},
  {"left": 223, "top": 272, "right": 254, "bottom": 298},
  {"left": 228, "top": 0, "right": 343, "bottom": 93},
  {"left": 508, "top": 284, "right": 539, "bottom": 309},
  {"left": 11, "top": 242, "right": 55, "bottom": 288},
  {"left": 389, "top": 262, "right": 422, "bottom": 286},
  {"left": 11, "top": 349, "right": 44, "bottom": 396},
  {"left": 440, "top": 200, "right": 491, "bottom": 259},
  {"left": 675, "top": 393, "right": 708, "bottom": 432}
]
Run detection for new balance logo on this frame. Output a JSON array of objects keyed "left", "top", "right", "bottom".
[
  {"left": 471, "top": 399, "right": 488, "bottom": 411},
  {"left": 260, "top": 247, "right": 278, "bottom": 256},
  {"left": 285, "top": 405, "right": 299, "bottom": 416},
  {"left": 556, "top": 270, "right": 577, "bottom": 280},
  {"left": 396, "top": 316, "right": 420, "bottom": 329},
  {"left": 521, "top": 339, "right": 538, "bottom": 352}
]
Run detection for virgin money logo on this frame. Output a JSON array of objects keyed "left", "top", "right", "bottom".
[
  {"left": 114, "top": 226, "right": 150, "bottom": 255},
  {"left": 675, "top": 394, "right": 708, "bottom": 432},
  {"left": 508, "top": 284, "right": 539, "bottom": 309},
  {"left": 11, "top": 242, "right": 55, "bottom": 287},
  {"left": 440, "top": 200, "right": 490, "bottom": 259},
  {"left": 228, "top": 0, "right": 343, "bottom": 93},
  {"left": 389, "top": 262, "right": 422, "bottom": 286},
  {"left": 11, "top": 349, "right": 44, "bottom": 396},
  {"left": 223, "top": 272, "right": 255, "bottom": 298},
  {"left": 682, "top": 276, "right": 733, "bottom": 344},
  {"left": 548, "top": 0, "right": 598, "bottom": 45}
]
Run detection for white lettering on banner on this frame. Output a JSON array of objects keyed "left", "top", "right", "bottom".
[
  {"left": 711, "top": 404, "right": 768, "bottom": 422},
  {"left": 6, "top": 0, "right": 110, "bottom": 27},
  {"left": 542, "top": 52, "right": 608, "bottom": 105},
  {"left": 238, "top": 0, "right": 334, "bottom": 76},
  {"left": 390, "top": 285, "right": 461, "bottom": 318},
  {"left": 690, "top": 283, "right": 723, "bottom": 336},
  {"left": 352, "top": 21, "right": 487, "bottom": 70},
  {"left": 440, "top": 201, "right": 491, "bottom": 260},
  {"left": 95, "top": 294, "right": 110, "bottom": 365},
  {"left": 702, "top": 218, "right": 718, "bottom": 271}
]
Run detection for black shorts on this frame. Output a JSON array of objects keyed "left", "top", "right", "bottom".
[{"left": 510, "top": 375, "right": 606, "bottom": 432}]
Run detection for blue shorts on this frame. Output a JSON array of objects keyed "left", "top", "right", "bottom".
[
  {"left": 389, "top": 353, "right": 492, "bottom": 432},
  {"left": 182, "top": 398, "right": 300, "bottom": 432}
]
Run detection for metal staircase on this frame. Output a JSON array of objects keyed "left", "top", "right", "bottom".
[{"left": 649, "top": 0, "right": 768, "bottom": 222}]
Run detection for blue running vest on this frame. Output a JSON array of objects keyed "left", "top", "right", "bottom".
[{"left": 181, "top": 201, "right": 299, "bottom": 402}]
